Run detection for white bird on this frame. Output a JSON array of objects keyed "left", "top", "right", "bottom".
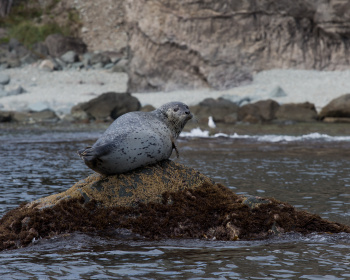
[{"left": 208, "top": 116, "right": 216, "bottom": 128}]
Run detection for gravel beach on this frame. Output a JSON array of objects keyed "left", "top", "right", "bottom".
[{"left": 1, "top": 65, "right": 350, "bottom": 117}]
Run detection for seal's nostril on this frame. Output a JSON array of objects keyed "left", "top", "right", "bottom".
[{"left": 185, "top": 111, "right": 190, "bottom": 115}]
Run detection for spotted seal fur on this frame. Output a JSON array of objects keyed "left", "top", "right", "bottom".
[{"left": 77, "top": 101, "right": 193, "bottom": 175}]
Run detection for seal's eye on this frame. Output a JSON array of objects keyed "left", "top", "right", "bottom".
[{"left": 173, "top": 107, "right": 179, "bottom": 112}]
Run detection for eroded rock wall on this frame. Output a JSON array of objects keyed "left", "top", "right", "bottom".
[{"left": 60, "top": 0, "right": 350, "bottom": 91}]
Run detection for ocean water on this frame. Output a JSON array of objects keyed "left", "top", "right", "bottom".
[{"left": 1, "top": 125, "right": 350, "bottom": 279}]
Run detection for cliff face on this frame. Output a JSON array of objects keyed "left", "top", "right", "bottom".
[{"left": 57, "top": 0, "right": 350, "bottom": 91}]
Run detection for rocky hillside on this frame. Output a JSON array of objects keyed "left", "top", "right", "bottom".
[{"left": 4, "top": 0, "right": 350, "bottom": 92}]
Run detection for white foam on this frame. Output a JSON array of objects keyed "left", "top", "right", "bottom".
[
  {"left": 180, "top": 128, "right": 350, "bottom": 142},
  {"left": 180, "top": 127, "right": 210, "bottom": 137}
]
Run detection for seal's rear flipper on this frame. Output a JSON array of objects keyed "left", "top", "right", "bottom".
[{"left": 77, "top": 146, "right": 94, "bottom": 160}]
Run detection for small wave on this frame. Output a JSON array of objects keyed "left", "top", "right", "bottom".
[{"left": 180, "top": 128, "right": 350, "bottom": 142}]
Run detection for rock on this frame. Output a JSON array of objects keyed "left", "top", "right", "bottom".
[
  {"left": 110, "top": 58, "right": 128, "bottom": 73},
  {"left": 238, "top": 99, "right": 280, "bottom": 123},
  {"left": 323, "top": 117, "right": 350, "bottom": 123},
  {"left": 20, "top": 53, "right": 38, "bottom": 65},
  {"left": 28, "top": 102, "right": 50, "bottom": 112},
  {"left": 221, "top": 95, "right": 253, "bottom": 107},
  {"left": 269, "top": 86, "right": 288, "bottom": 98},
  {"left": 319, "top": 94, "right": 350, "bottom": 119},
  {"left": 275, "top": 102, "right": 318, "bottom": 122},
  {"left": 190, "top": 98, "right": 238, "bottom": 124},
  {"left": 11, "top": 111, "right": 30, "bottom": 122},
  {"left": 120, "top": 0, "right": 350, "bottom": 92},
  {"left": 60, "top": 50, "right": 79, "bottom": 64},
  {"left": 10, "top": 110, "right": 59, "bottom": 123},
  {"left": 140, "top": 104, "right": 156, "bottom": 112},
  {"left": 5, "top": 57, "right": 21, "bottom": 68},
  {"left": 224, "top": 113, "right": 238, "bottom": 124},
  {"left": 0, "top": 111, "right": 12, "bottom": 122},
  {"left": 39, "top": 59, "right": 59, "bottom": 72},
  {"left": 45, "top": 34, "right": 87, "bottom": 57},
  {"left": 32, "top": 42, "right": 49, "bottom": 58},
  {"left": 30, "top": 109, "right": 59, "bottom": 123},
  {"left": 8, "top": 38, "right": 29, "bottom": 58},
  {"left": 90, "top": 52, "right": 111, "bottom": 67},
  {"left": 4, "top": 85, "right": 26, "bottom": 96},
  {"left": 81, "top": 52, "right": 93, "bottom": 67},
  {"left": 71, "top": 92, "right": 141, "bottom": 121},
  {"left": 1, "top": 160, "right": 350, "bottom": 251},
  {"left": 0, "top": 73, "right": 10, "bottom": 85}
]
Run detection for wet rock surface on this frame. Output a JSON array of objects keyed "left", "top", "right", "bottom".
[
  {"left": 319, "top": 93, "right": 350, "bottom": 119},
  {"left": 70, "top": 92, "right": 141, "bottom": 121},
  {"left": 1, "top": 160, "right": 349, "bottom": 251}
]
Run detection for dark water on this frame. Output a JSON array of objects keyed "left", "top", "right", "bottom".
[{"left": 1, "top": 126, "right": 350, "bottom": 279}]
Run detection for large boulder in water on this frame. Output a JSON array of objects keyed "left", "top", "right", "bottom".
[
  {"left": 275, "top": 102, "right": 318, "bottom": 122},
  {"left": 190, "top": 98, "right": 239, "bottom": 124},
  {"left": 1, "top": 160, "right": 350, "bottom": 251},
  {"left": 319, "top": 94, "right": 350, "bottom": 119},
  {"left": 238, "top": 99, "right": 280, "bottom": 123},
  {"left": 71, "top": 92, "right": 141, "bottom": 121}
]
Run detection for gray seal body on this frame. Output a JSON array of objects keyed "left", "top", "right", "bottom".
[{"left": 78, "top": 102, "right": 193, "bottom": 175}]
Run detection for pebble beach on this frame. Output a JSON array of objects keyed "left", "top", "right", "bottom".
[{"left": 1, "top": 65, "right": 350, "bottom": 117}]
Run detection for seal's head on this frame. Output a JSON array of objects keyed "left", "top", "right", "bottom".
[{"left": 156, "top": 101, "right": 193, "bottom": 137}]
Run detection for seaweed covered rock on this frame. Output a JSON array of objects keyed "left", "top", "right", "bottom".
[{"left": 1, "top": 160, "right": 350, "bottom": 251}]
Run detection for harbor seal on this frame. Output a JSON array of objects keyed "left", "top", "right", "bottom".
[{"left": 77, "top": 101, "right": 193, "bottom": 175}]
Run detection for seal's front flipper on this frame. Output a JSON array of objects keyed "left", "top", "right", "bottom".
[{"left": 171, "top": 138, "right": 180, "bottom": 158}]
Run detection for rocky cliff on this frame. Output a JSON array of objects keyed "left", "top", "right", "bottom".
[{"left": 10, "top": 0, "right": 350, "bottom": 92}]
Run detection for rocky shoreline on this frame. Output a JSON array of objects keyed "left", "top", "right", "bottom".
[
  {"left": 1, "top": 33, "right": 350, "bottom": 127},
  {"left": 1, "top": 83, "right": 350, "bottom": 129},
  {"left": 1, "top": 30, "right": 350, "bottom": 127}
]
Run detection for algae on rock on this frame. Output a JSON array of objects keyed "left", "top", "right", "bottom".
[{"left": 1, "top": 160, "right": 350, "bottom": 251}]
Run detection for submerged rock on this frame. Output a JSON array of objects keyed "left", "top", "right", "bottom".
[{"left": 1, "top": 160, "right": 349, "bottom": 251}]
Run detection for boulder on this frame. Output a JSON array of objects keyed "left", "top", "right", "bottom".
[
  {"left": 10, "top": 110, "right": 59, "bottom": 123},
  {"left": 71, "top": 92, "right": 141, "bottom": 121},
  {"left": 140, "top": 104, "right": 156, "bottom": 112},
  {"left": 45, "top": 34, "right": 87, "bottom": 57},
  {"left": 32, "top": 42, "right": 49, "bottom": 58},
  {"left": 60, "top": 50, "right": 79, "bottom": 64},
  {"left": 4, "top": 85, "right": 26, "bottom": 96},
  {"left": 0, "top": 73, "right": 10, "bottom": 85},
  {"left": 28, "top": 102, "right": 51, "bottom": 112},
  {"left": 275, "top": 102, "right": 318, "bottom": 122},
  {"left": 8, "top": 38, "right": 29, "bottom": 59},
  {"left": 269, "top": 86, "right": 288, "bottom": 98},
  {"left": 89, "top": 52, "right": 112, "bottom": 67},
  {"left": 319, "top": 94, "right": 350, "bottom": 119},
  {"left": 30, "top": 109, "right": 59, "bottom": 123},
  {"left": 238, "top": 99, "right": 280, "bottom": 123},
  {"left": 39, "top": 59, "right": 59, "bottom": 72},
  {"left": 190, "top": 98, "right": 239, "bottom": 124},
  {"left": 0, "top": 87, "right": 7, "bottom": 98},
  {"left": 323, "top": 117, "right": 350, "bottom": 123},
  {"left": 0, "top": 111, "right": 12, "bottom": 122},
  {"left": 110, "top": 58, "right": 128, "bottom": 73},
  {"left": 1, "top": 160, "right": 350, "bottom": 251}
]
